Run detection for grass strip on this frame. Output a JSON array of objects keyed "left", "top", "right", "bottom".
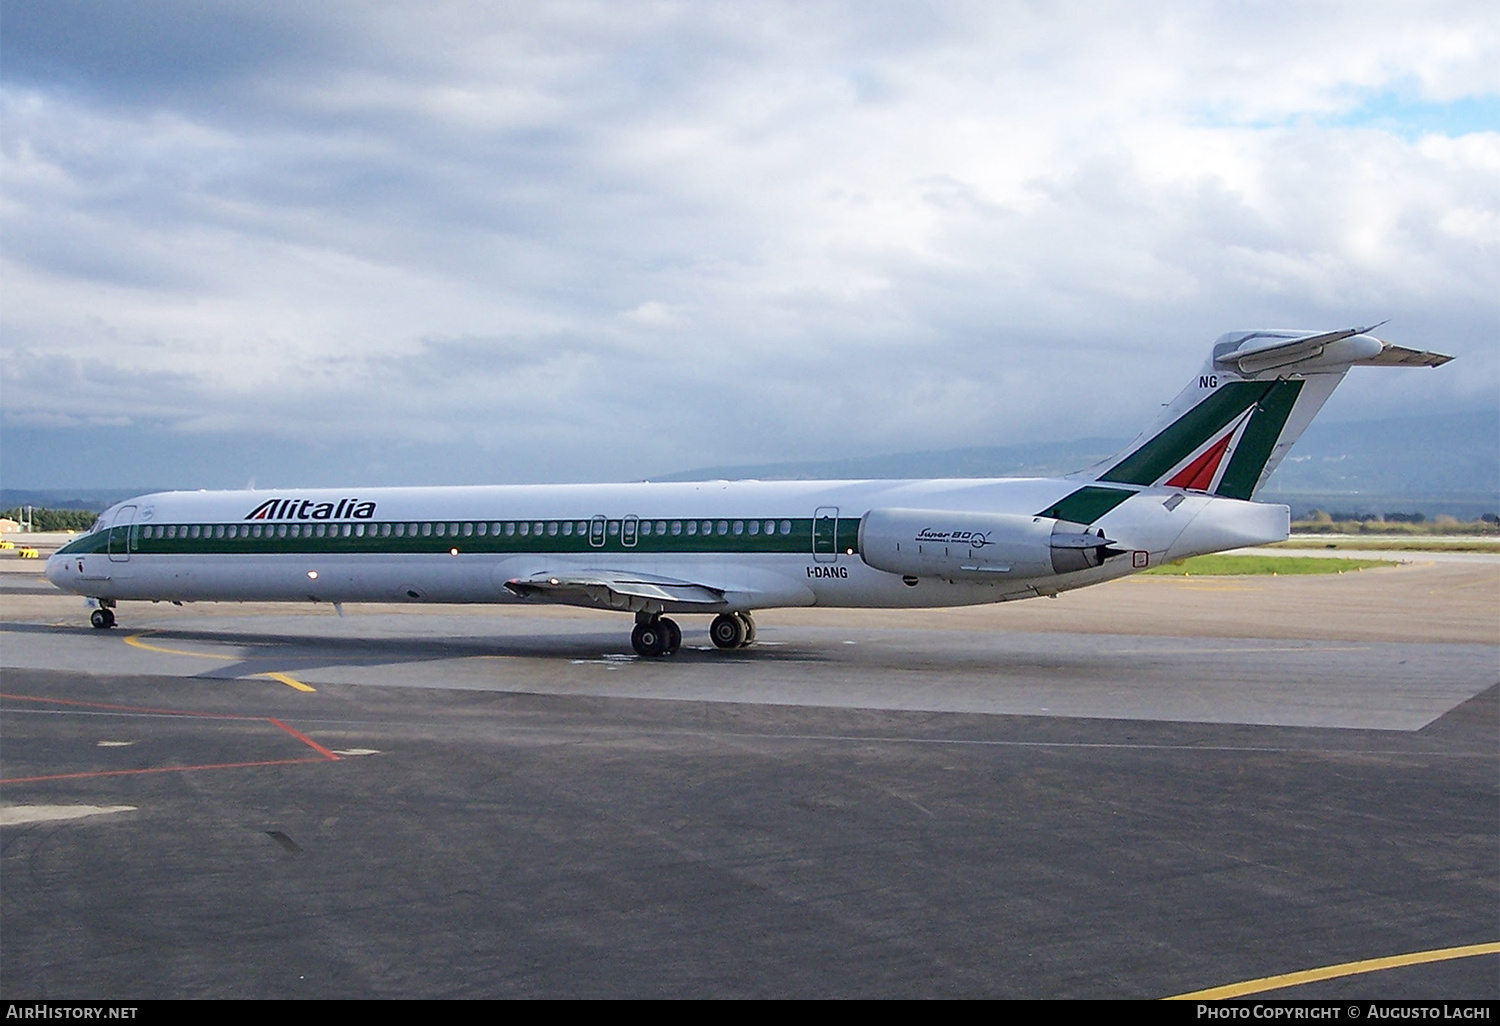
[
  {"left": 1275, "top": 538, "right": 1500, "bottom": 552},
  {"left": 1142, "top": 555, "right": 1394, "bottom": 576}
]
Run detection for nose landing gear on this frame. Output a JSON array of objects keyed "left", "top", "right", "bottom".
[{"left": 89, "top": 605, "right": 117, "bottom": 629}]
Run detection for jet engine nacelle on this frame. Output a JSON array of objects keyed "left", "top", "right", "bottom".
[{"left": 857, "top": 508, "right": 1121, "bottom": 581}]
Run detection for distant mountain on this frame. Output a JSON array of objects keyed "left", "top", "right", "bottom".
[
  {"left": 0, "top": 488, "right": 157, "bottom": 513},
  {"left": 657, "top": 438, "right": 1125, "bottom": 482},
  {"left": 1258, "top": 412, "right": 1498, "bottom": 496},
  {"left": 8, "top": 413, "right": 1494, "bottom": 519},
  {"left": 663, "top": 411, "right": 1499, "bottom": 519}
]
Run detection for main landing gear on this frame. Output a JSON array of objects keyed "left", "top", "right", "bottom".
[
  {"left": 629, "top": 612, "right": 757, "bottom": 656},
  {"left": 631, "top": 615, "right": 682, "bottom": 657},
  {"left": 89, "top": 603, "right": 117, "bottom": 630},
  {"left": 709, "top": 611, "right": 756, "bottom": 650}
]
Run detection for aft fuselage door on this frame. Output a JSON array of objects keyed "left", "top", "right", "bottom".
[
  {"left": 108, "top": 505, "right": 137, "bottom": 563},
  {"left": 590, "top": 515, "right": 607, "bottom": 548},
  {"left": 813, "top": 506, "right": 838, "bottom": 563},
  {"left": 621, "top": 515, "right": 639, "bottom": 548}
]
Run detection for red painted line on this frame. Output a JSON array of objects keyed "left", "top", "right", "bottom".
[
  {"left": 268, "top": 717, "right": 341, "bottom": 761},
  {"left": 0, "top": 757, "right": 331, "bottom": 785},
  {"left": 1, "top": 694, "right": 344, "bottom": 780},
  {"left": 0, "top": 692, "right": 258, "bottom": 720}
]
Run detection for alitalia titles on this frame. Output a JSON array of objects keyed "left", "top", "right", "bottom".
[{"left": 245, "top": 498, "right": 377, "bottom": 521}]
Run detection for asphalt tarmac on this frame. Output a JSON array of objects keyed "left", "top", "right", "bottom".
[{"left": 2, "top": 556, "right": 1496, "bottom": 998}]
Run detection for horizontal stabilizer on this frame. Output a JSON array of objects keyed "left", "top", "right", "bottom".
[
  {"left": 1357, "top": 342, "right": 1453, "bottom": 367},
  {"left": 1213, "top": 325, "right": 1382, "bottom": 375}
]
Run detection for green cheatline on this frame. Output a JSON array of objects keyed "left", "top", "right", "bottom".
[{"left": 1141, "top": 555, "right": 1394, "bottom": 576}]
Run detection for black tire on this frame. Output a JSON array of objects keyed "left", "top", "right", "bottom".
[
  {"left": 735, "top": 612, "right": 756, "bottom": 647},
  {"left": 660, "top": 617, "right": 682, "bottom": 655},
  {"left": 710, "top": 613, "right": 747, "bottom": 650},
  {"left": 90, "top": 608, "right": 113, "bottom": 630},
  {"left": 631, "top": 621, "right": 666, "bottom": 657}
]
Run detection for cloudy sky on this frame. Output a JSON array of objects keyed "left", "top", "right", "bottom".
[{"left": 3, "top": 1, "right": 1497, "bottom": 490}]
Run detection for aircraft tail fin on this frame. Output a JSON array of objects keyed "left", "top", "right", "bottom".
[{"left": 1075, "top": 328, "right": 1451, "bottom": 500}]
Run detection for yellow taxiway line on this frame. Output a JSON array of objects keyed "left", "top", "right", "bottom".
[
  {"left": 122, "top": 632, "right": 315, "bottom": 692},
  {"left": 1165, "top": 941, "right": 1500, "bottom": 999},
  {"left": 256, "top": 671, "right": 316, "bottom": 693}
]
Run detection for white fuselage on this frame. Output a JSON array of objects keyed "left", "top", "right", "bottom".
[{"left": 47, "top": 476, "right": 1289, "bottom": 613}]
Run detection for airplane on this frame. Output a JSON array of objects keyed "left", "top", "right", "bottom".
[{"left": 46, "top": 326, "right": 1450, "bottom": 657}]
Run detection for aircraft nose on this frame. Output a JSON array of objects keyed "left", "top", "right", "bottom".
[{"left": 45, "top": 553, "right": 68, "bottom": 589}]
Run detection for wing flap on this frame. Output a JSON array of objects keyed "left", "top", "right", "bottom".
[{"left": 505, "top": 570, "right": 726, "bottom": 613}]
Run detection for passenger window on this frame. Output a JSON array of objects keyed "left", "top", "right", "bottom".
[
  {"left": 381, "top": 523, "right": 391, "bottom": 537},
  {"left": 505, "top": 522, "right": 516, "bottom": 536},
  {"left": 703, "top": 520, "right": 714, "bottom": 534},
  {"left": 476, "top": 523, "right": 487, "bottom": 536},
  {"left": 656, "top": 521, "right": 667, "bottom": 535},
  {"left": 780, "top": 520, "right": 792, "bottom": 534},
  {"left": 608, "top": 521, "right": 619, "bottom": 536},
  {"left": 421, "top": 523, "right": 432, "bottom": 537},
  {"left": 733, "top": 521, "right": 743, "bottom": 535},
  {"left": 533, "top": 522, "right": 544, "bottom": 535},
  {"left": 190, "top": 525, "right": 201, "bottom": 539},
  {"left": 518, "top": 522, "right": 529, "bottom": 536},
  {"left": 686, "top": 521, "right": 697, "bottom": 535},
  {"left": 278, "top": 524, "right": 288, "bottom": 538},
  {"left": 717, "top": 521, "right": 728, "bottom": 535},
  {"left": 463, "top": 523, "right": 474, "bottom": 536},
  {"left": 547, "top": 522, "right": 558, "bottom": 536},
  {"left": 671, "top": 521, "right": 682, "bottom": 535},
  {"left": 748, "top": 520, "right": 759, "bottom": 535}
]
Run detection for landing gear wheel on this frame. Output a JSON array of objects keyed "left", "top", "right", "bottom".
[
  {"left": 660, "top": 617, "right": 682, "bottom": 655},
  {"left": 734, "top": 611, "right": 756, "bottom": 647},
  {"left": 631, "top": 620, "right": 667, "bottom": 657},
  {"left": 90, "top": 608, "right": 116, "bottom": 630},
  {"left": 710, "top": 612, "right": 748, "bottom": 650}
]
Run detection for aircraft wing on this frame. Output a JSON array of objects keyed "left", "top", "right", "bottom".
[{"left": 504, "top": 569, "right": 726, "bottom": 613}]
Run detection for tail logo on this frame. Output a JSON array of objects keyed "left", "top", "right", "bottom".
[
  {"left": 1164, "top": 428, "right": 1236, "bottom": 491},
  {"left": 1100, "top": 379, "right": 1304, "bottom": 500}
]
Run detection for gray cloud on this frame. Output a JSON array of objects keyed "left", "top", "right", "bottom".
[{"left": 3, "top": 1, "right": 1496, "bottom": 488}]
